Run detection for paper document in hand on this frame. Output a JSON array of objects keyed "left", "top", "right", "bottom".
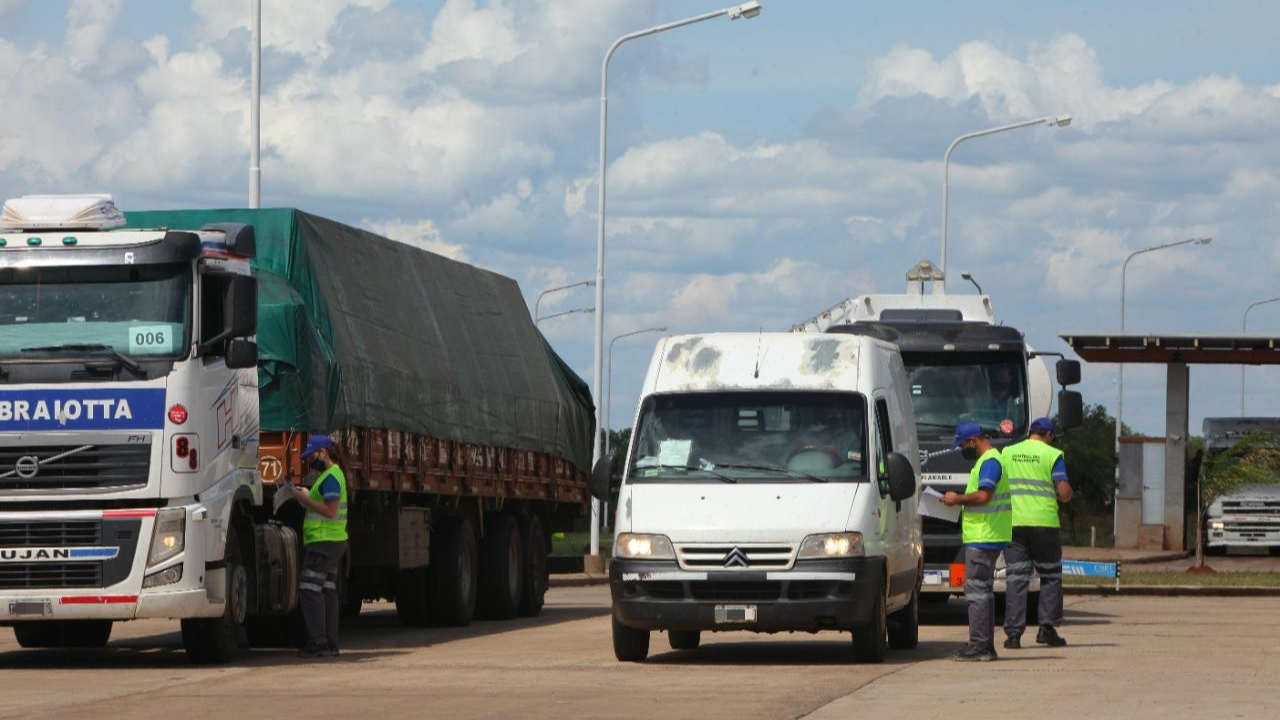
[{"left": 918, "top": 487, "right": 960, "bottom": 522}]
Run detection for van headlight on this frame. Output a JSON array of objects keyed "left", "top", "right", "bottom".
[
  {"left": 147, "top": 508, "right": 186, "bottom": 568},
  {"left": 798, "top": 532, "right": 864, "bottom": 558},
  {"left": 614, "top": 533, "right": 675, "bottom": 560}
]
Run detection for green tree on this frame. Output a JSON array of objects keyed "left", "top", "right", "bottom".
[{"left": 1194, "top": 431, "right": 1280, "bottom": 568}]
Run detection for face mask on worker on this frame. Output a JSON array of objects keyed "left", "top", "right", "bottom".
[
  {"left": 309, "top": 458, "right": 327, "bottom": 473},
  {"left": 961, "top": 444, "right": 978, "bottom": 461}
]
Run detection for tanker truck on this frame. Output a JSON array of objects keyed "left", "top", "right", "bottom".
[{"left": 0, "top": 195, "right": 592, "bottom": 662}]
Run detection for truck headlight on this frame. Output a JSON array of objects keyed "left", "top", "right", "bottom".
[
  {"left": 1209, "top": 521, "right": 1225, "bottom": 531},
  {"left": 798, "top": 532, "right": 864, "bottom": 558},
  {"left": 614, "top": 533, "right": 675, "bottom": 560},
  {"left": 147, "top": 508, "right": 186, "bottom": 568}
]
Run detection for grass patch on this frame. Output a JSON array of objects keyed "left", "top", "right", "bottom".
[
  {"left": 551, "top": 531, "right": 612, "bottom": 557},
  {"left": 1064, "top": 570, "right": 1280, "bottom": 587}
]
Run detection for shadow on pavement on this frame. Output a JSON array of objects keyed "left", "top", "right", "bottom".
[{"left": 644, "top": 638, "right": 958, "bottom": 666}]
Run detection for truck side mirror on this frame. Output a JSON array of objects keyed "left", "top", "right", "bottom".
[
  {"left": 227, "top": 275, "right": 258, "bottom": 338},
  {"left": 1057, "top": 390, "right": 1084, "bottom": 430},
  {"left": 1056, "top": 359, "right": 1082, "bottom": 387},
  {"left": 225, "top": 339, "right": 258, "bottom": 369},
  {"left": 590, "top": 452, "right": 618, "bottom": 502},
  {"left": 884, "top": 452, "right": 916, "bottom": 502}
]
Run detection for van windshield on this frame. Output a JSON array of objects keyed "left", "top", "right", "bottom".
[{"left": 628, "top": 391, "right": 869, "bottom": 483}]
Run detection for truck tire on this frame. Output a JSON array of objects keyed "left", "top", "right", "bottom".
[
  {"left": 668, "top": 630, "right": 700, "bottom": 650},
  {"left": 339, "top": 570, "right": 363, "bottom": 620},
  {"left": 478, "top": 514, "right": 524, "bottom": 620},
  {"left": 395, "top": 567, "right": 431, "bottom": 626},
  {"left": 612, "top": 615, "right": 650, "bottom": 662},
  {"left": 13, "top": 622, "right": 63, "bottom": 648},
  {"left": 57, "top": 620, "right": 114, "bottom": 648},
  {"left": 852, "top": 586, "right": 888, "bottom": 663},
  {"left": 518, "top": 515, "right": 549, "bottom": 617},
  {"left": 182, "top": 524, "right": 249, "bottom": 664},
  {"left": 430, "top": 517, "right": 479, "bottom": 627},
  {"left": 888, "top": 581, "right": 920, "bottom": 650}
]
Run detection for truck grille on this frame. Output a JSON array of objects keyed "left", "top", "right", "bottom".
[
  {"left": 1222, "top": 500, "right": 1280, "bottom": 516},
  {"left": 677, "top": 545, "right": 793, "bottom": 570},
  {"left": 0, "top": 443, "right": 151, "bottom": 492},
  {"left": 0, "top": 562, "right": 102, "bottom": 589},
  {"left": 0, "top": 520, "right": 101, "bottom": 546}
]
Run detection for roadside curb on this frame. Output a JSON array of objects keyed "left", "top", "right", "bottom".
[
  {"left": 1062, "top": 551, "right": 1190, "bottom": 565},
  {"left": 1065, "top": 585, "right": 1280, "bottom": 597},
  {"left": 549, "top": 574, "right": 609, "bottom": 588}
]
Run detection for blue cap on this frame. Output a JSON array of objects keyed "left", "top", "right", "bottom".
[
  {"left": 1030, "top": 417, "right": 1054, "bottom": 434},
  {"left": 952, "top": 422, "right": 984, "bottom": 449},
  {"left": 301, "top": 434, "right": 335, "bottom": 460}
]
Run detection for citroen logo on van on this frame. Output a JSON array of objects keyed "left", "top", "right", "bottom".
[{"left": 722, "top": 547, "right": 750, "bottom": 568}]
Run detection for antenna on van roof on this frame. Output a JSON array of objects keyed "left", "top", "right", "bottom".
[{"left": 754, "top": 327, "right": 764, "bottom": 379}]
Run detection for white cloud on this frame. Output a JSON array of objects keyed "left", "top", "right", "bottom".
[
  {"left": 422, "top": 0, "right": 525, "bottom": 71},
  {"left": 190, "top": 0, "right": 395, "bottom": 60},
  {"left": 363, "top": 218, "right": 469, "bottom": 261}
]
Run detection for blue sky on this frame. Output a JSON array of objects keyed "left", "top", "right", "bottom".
[{"left": 3, "top": 0, "right": 1279, "bottom": 437}]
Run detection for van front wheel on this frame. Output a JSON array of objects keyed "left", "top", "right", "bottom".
[
  {"left": 612, "top": 615, "right": 650, "bottom": 662},
  {"left": 852, "top": 587, "right": 888, "bottom": 663},
  {"left": 888, "top": 581, "right": 919, "bottom": 650}
]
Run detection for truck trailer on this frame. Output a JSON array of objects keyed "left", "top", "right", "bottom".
[{"left": 0, "top": 195, "right": 593, "bottom": 662}]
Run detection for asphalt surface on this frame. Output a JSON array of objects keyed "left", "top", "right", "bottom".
[{"left": 2, "top": 587, "right": 1277, "bottom": 719}]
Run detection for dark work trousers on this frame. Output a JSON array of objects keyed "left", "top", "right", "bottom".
[
  {"left": 964, "top": 545, "right": 1001, "bottom": 650},
  {"left": 1003, "top": 526, "right": 1064, "bottom": 634},
  {"left": 300, "top": 540, "right": 347, "bottom": 649}
]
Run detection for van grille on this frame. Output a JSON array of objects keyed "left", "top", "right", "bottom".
[
  {"left": 677, "top": 544, "right": 793, "bottom": 570},
  {"left": 0, "top": 443, "right": 151, "bottom": 492}
]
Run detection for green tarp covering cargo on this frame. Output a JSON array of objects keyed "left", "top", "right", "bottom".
[{"left": 125, "top": 209, "right": 594, "bottom": 475}]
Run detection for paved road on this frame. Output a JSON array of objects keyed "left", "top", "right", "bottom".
[{"left": 2, "top": 588, "right": 1277, "bottom": 719}]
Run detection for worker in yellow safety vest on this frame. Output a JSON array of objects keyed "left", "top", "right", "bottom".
[
  {"left": 999, "top": 417, "right": 1073, "bottom": 650},
  {"left": 288, "top": 434, "right": 349, "bottom": 658},
  {"left": 942, "top": 422, "right": 1012, "bottom": 662}
]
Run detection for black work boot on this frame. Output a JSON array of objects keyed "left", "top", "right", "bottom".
[
  {"left": 297, "top": 643, "right": 326, "bottom": 659},
  {"left": 1003, "top": 633, "right": 1022, "bottom": 650},
  {"left": 952, "top": 644, "right": 998, "bottom": 662},
  {"left": 324, "top": 645, "right": 341, "bottom": 658},
  {"left": 1036, "top": 625, "right": 1067, "bottom": 647}
]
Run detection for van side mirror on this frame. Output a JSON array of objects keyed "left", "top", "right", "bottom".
[
  {"left": 1057, "top": 390, "right": 1084, "bottom": 430},
  {"left": 227, "top": 275, "right": 258, "bottom": 338},
  {"left": 884, "top": 452, "right": 916, "bottom": 502},
  {"left": 590, "top": 452, "right": 618, "bottom": 502},
  {"left": 225, "top": 339, "right": 258, "bottom": 369},
  {"left": 1056, "top": 359, "right": 1082, "bottom": 387}
]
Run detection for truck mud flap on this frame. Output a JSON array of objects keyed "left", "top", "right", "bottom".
[{"left": 253, "top": 523, "right": 299, "bottom": 615}]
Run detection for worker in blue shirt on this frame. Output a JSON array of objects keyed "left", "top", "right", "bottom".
[{"left": 942, "top": 422, "right": 1013, "bottom": 662}]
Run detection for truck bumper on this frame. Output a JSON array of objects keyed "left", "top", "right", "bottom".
[
  {"left": 610, "top": 557, "right": 883, "bottom": 633},
  {"left": 921, "top": 561, "right": 1041, "bottom": 595},
  {"left": 1207, "top": 523, "right": 1280, "bottom": 549}
]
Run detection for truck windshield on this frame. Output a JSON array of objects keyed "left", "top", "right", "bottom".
[
  {"left": 628, "top": 391, "right": 869, "bottom": 483},
  {"left": 0, "top": 263, "right": 191, "bottom": 360},
  {"left": 903, "top": 352, "right": 1028, "bottom": 439}
]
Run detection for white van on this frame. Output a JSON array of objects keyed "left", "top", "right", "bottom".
[{"left": 590, "top": 332, "right": 921, "bottom": 662}]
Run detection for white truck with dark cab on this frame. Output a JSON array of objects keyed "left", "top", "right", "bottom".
[{"left": 591, "top": 332, "right": 921, "bottom": 662}]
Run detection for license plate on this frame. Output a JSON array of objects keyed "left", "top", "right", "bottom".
[
  {"left": 714, "top": 604, "right": 757, "bottom": 624},
  {"left": 922, "top": 571, "right": 945, "bottom": 586},
  {"left": 8, "top": 600, "right": 52, "bottom": 617}
]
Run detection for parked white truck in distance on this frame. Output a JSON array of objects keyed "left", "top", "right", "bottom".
[
  {"left": 591, "top": 332, "right": 921, "bottom": 663},
  {"left": 1203, "top": 417, "right": 1280, "bottom": 556}
]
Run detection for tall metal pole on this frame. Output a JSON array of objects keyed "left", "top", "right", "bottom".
[
  {"left": 590, "top": 3, "right": 762, "bottom": 560},
  {"left": 1241, "top": 297, "right": 1280, "bottom": 414},
  {"left": 606, "top": 327, "right": 668, "bottom": 455},
  {"left": 249, "top": 0, "right": 261, "bottom": 208},
  {"left": 1114, "top": 237, "right": 1212, "bottom": 533},
  {"left": 940, "top": 115, "right": 1070, "bottom": 292}
]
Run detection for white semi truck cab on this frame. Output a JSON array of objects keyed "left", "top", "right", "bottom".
[
  {"left": 0, "top": 195, "right": 297, "bottom": 661},
  {"left": 1203, "top": 417, "right": 1280, "bottom": 555},
  {"left": 591, "top": 332, "right": 921, "bottom": 663}
]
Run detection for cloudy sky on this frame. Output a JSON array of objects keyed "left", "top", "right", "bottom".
[{"left": 3, "top": 0, "right": 1279, "bottom": 435}]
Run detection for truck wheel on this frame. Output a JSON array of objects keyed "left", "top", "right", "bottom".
[
  {"left": 888, "top": 582, "right": 919, "bottom": 650},
  {"left": 668, "top": 630, "right": 700, "bottom": 650},
  {"left": 182, "top": 525, "right": 249, "bottom": 664},
  {"left": 430, "top": 517, "right": 479, "bottom": 627},
  {"left": 518, "top": 515, "right": 549, "bottom": 617},
  {"left": 478, "top": 514, "right": 524, "bottom": 620},
  {"left": 339, "top": 571, "right": 363, "bottom": 620},
  {"left": 852, "top": 587, "right": 888, "bottom": 663},
  {"left": 13, "top": 622, "right": 62, "bottom": 648},
  {"left": 57, "top": 620, "right": 113, "bottom": 648},
  {"left": 612, "top": 615, "right": 650, "bottom": 662},
  {"left": 395, "top": 567, "right": 431, "bottom": 627}
]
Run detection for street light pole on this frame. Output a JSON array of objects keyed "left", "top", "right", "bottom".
[
  {"left": 534, "top": 280, "right": 594, "bottom": 323},
  {"left": 249, "top": 0, "right": 261, "bottom": 209},
  {"left": 960, "top": 272, "right": 983, "bottom": 295},
  {"left": 1241, "top": 297, "right": 1280, "bottom": 414},
  {"left": 535, "top": 307, "right": 595, "bottom": 325},
  {"left": 607, "top": 327, "right": 668, "bottom": 455},
  {"left": 940, "top": 114, "right": 1071, "bottom": 291},
  {"left": 590, "top": 2, "right": 762, "bottom": 562}
]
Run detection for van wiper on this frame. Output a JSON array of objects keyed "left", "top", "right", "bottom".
[
  {"left": 643, "top": 462, "right": 737, "bottom": 484},
  {"left": 21, "top": 343, "right": 147, "bottom": 377},
  {"left": 713, "top": 462, "right": 828, "bottom": 483}
]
